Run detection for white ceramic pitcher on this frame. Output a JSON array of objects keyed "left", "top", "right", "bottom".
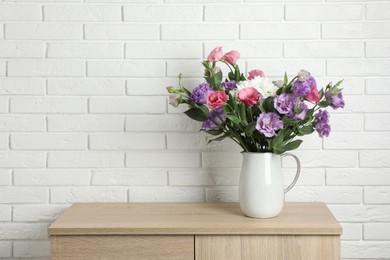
[{"left": 239, "top": 152, "right": 301, "bottom": 218}]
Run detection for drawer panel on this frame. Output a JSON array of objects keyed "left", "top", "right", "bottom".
[
  {"left": 51, "top": 235, "right": 194, "bottom": 260},
  {"left": 195, "top": 235, "right": 340, "bottom": 260}
]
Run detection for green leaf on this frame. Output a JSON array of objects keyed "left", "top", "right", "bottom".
[
  {"left": 318, "top": 100, "right": 332, "bottom": 108},
  {"left": 234, "top": 64, "right": 241, "bottom": 81},
  {"left": 282, "top": 116, "right": 293, "bottom": 126},
  {"left": 334, "top": 79, "right": 344, "bottom": 88},
  {"left": 297, "top": 125, "right": 314, "bottom": 136},
  {"left": 166, "top": 86, "right": 175, "bottom": 93},
  {"left": 283, "top": 139, "right": 303, "bottom": 152},
  {"left": 183, "top": 87, "right": 192, "bottom": 97},
  {"left": 319, "top": 88, "right": 324, "bottom": 99},
  {"left": 208, "top": 134, "right": 227, "bottom": 144},
  {"left": 274, "top": 139, "right": 303, "bottom": 154},
  {"left": 201, "top": 61, "right": 210, "bottom": 69},
  {"left": 245, "top": 121, "right": 257, "bottom": 137},
  {"left": 240, "top": 104, "right": 246, "bottom": 122},
  {"left": 294, "top": 101, "right": 302, "bottom": 114},
  {"left": 284, "top": 84, "right": 293, "bottom": 93},
  {"left": 228, "top": 93, "right": 238, "bottom": 112},
  {"left": 204, "top": 69, "right": 211, "bottom": 78},
  {"left": 330, "top": 87, "right": 343, "bottom": 95},
  {"left": 282, "top": 127, "right": 294, "bottom": 141},
  {"left": 184, "top": 106, "right": 209, "bottom": 122},
  {"left": 214, "top": 70, "right": 223, "bottom": 87},
  {"left": 228, "top": 72, "right": 235, "bottom": 81},
  {"left": 222, "top": 105, "right": 233, "bottom": 113},
  {"left": 237, "top": 123, "right": 246, "bottom": 132},
  {"left": 204, "top": 76, "right": 214, "bottom": 86},
  {"left": 226, "top": 114, "right": 241, "bottom": 124},
  {"left": 283, "top": 72, "right": 288, "bottom": 85},
  {"left": 262, "top": 97, "right": 275, "bottom": 112},
  {"left": 270, "top": 130, "right": 284, "bottom": 149},
  {"left": 306, "top": 109, "right": 314, "bottom": 120},
  {"left": 207, "top": 129, "right": 223, "bottom": 136},
  {"left": 198, "top": 105, "right": 210, "bottom": 116}
]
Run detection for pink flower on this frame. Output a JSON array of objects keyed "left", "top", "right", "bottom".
[
  {"left": 223, "top": 50, "right": 240, "bottom": 64},
  {"left": 207, "top": 91, "right": 227, "bottom": 109},
  {"left": 248, "top": 69, "right": 265, "bottom": 80},
  {"left": 305, "top": 86, "right": 320, "bottom": 103},
  {"left": 238, "top": 87, "right": 261, "bottom": 106},
  {"left": 208, "top": 47, "right": 224, "bottom": 62}
]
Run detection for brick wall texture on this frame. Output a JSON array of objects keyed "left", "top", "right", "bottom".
[{"left": 0, "top": 0, "right": 389, "bottom": 258}]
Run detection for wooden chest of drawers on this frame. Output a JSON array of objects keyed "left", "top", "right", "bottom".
[{"left": 49, "top": 202, "right": 342, "bottom": 260}]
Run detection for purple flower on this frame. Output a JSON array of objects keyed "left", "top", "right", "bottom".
[
  {"left": 314, "top": 110, "right": 330, "bottom": 137},
  {"left": 293, "top": 76, "right": 317, "bottom": 97},
  {"left": 221, "top": 80, "right": 237, "bottom": 93},
  {"left": 202, "top": 120, "right": 217, "bottom": 131},
  {"left": 315, "top": 123, "right": 331, "bottom": 138},
  {"left": 275, "top": 94, "right": 308, "bottom": 121},
  {"left": 325, "top": 90, "right": 345, "bottom": 109},
  {"left": 202, "top": 108, "right": 226, "bottom": 131},
  {"left": 274, "top": 93, "right": 295, "bottom": 115},
  {"left": 256, "top": 112, "right": 283, "bottom": 138},
  {"left": 190, "top": 83, "right": 212, "bottom": 104},
  {"left": 290, "top": 99, "right": 308, "bottom": 121},
  {"left": 314, "top": 110, "right": 330, "bottom": 124}
]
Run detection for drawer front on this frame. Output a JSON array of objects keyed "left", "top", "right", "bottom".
[
  {"left": 51, "top": 235, "right": 194, "bottom": 260},
  {"left": 195, "top": 235, "right": 340, "bottom": 260}
]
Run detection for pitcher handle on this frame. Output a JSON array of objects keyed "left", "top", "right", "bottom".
[{"left": 281, "top": 153, "right": 301, "bottom": 194}]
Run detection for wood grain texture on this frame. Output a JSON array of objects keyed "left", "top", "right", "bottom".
[
  {"left": 51, "top": 235, "right": 194, "bottom": 260},
  {"left": 48, "top": 202, "right": 342, "bottom": 235},
  {"left": 195, "top": 235, "right": 340, "bottom": 260}
]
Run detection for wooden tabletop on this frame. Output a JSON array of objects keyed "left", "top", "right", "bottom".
[{"left": 48, "top": 202, "right": 342, "bottom": 236}]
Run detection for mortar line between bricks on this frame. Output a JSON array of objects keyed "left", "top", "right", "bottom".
[
  {"left": 8, "top": 134, "right": 11, "bottom": 150},
  {"left": 202, "top": 5, "right": 205, "bottom": 22},
  {"left": 5, "top": 60, "right": 8, "bottom": 77},
  {"left": 11, "top": 240, "right": 14, "bottom": 258},
  {"left": 364, "top": 41, "right": 367, "bottom": 59},
  {"left": 41, "top": 5, "right": 44, "bottom": 22},
  {"left": 44, "top": 79, "right": 48, "bottom": 95}
]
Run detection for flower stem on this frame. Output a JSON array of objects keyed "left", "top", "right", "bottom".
[
  {"left": 288, "top": 76, "right": 298, "bottom": 86},
  {"left": 208, "top": 114, "right": 247, "bottom": 151},
  {"left": 216, "top": 109, "right": 250, "bottom": 152}
]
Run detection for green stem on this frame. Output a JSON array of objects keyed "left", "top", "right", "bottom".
[
  {"left": 208, "top": 112, "right": 247, "bottom": 152},
  {"left": 216, "top": 110, "right": 250, "bottom": 152},
  {"left": 221, "top": 60, "right": 234, "bottom": 75},
  {"left": 246, "top": 108, "right": 258, "bottom": 151},
  {"left": 287, "top": 76, "right": 298, "bottom": 86},
  {"left": 221, "top": 112, "right": 251, "bottom": 152},
  {"left": 226, "top": 103, "right": 242, "bottom": 121}
]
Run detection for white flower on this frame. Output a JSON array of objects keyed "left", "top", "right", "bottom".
[
  {"left": 168, "top": 94, "right": 181, "bottom": 108},
  {"left": 237, "top": 76, "right": 278, "bottom": 98},
  {"left": 273, "top": 80, "right": 284, "bottom": 88},
  {"left": 298, "top": 69, "right": 310, "bottom": 82}
]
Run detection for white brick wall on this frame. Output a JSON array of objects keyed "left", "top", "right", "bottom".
[{"left": 0, "top": 1, "right": 388, "bottom": 259}]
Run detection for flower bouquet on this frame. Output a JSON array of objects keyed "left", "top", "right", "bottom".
[
  {"left": 166, "top": 46, "right": 345, "bottom": 218},
  {"left": 166, "top": 46, "right": 345, "bottom": 155}
]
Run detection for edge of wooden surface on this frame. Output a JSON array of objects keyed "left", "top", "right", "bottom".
[{"left": 48, "top": 202, "right": 342, "bottom": 236}]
